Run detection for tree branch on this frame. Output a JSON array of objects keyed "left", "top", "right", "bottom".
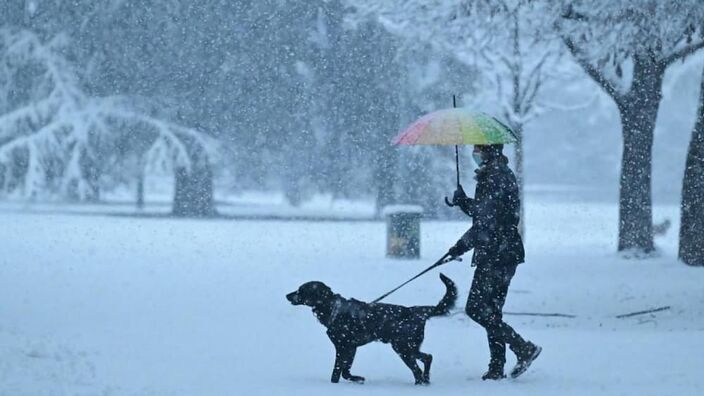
[
  {"left": 518, "top": 52, "right": 550, "bottom": 114},
  {"left": 663, "top": 39, "right": 704, "bottom": 67},
  {"left": 563, "top": 37, "right": 623, "bottom": 103},
  {"left": 521, "top": 73, "right": 542, "bottom": 116}
]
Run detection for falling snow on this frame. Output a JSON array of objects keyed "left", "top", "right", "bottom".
[{"left": 1, "top": 1, "right": 703, "bottom": 395}]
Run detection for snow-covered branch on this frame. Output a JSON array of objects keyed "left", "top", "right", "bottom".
[
  {"left": 563, "top": 37, "right": 623, "bottom": 102},
  {"left": 559, "top": 0, "right": 704, "bottom": 99},
  {"left": 347, "top": 0, "right": 564, "bottom": 128},
  {"left": 0, "top": 29, "right": 216, "bottom": 199},
  {"left": 663, "top": 36, "right": 704, "bottom": 67}
]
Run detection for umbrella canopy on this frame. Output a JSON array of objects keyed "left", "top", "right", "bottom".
[
  {"left": 393, "top": 108, "right": 518, "bottom": 146},
  {"left": 392, "top": 106, "right": 518, "bottom": 207}
]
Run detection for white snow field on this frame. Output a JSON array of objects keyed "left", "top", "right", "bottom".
[{"left": 0, "top": 199, "right": 702, "bottom": 396}]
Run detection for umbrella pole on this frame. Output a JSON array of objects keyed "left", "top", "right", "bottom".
[
  {"left": 452, "top": 95, "right": 460, "bottom": 187},
  {"left": 455, "top": 145, "right": 460, "bottom": 187},
  {"left": 444, "top": 95, "right": 461, "bottom": 207}
]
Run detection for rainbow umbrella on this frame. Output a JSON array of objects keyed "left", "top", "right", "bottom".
[
  {"left": 392, "top": 100, "right": 518, "bottom": 206},
  {"left": 392, "top": 109, "right": 518, "bottom": 146}
]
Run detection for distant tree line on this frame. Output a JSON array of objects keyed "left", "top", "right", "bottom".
[{"left": 0, "top": 0, "right": 475, "bottom": 218}]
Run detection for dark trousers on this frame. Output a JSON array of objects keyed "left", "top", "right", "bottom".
[{"left": 465, "top": 263, "right": 526, "bottom": 368}]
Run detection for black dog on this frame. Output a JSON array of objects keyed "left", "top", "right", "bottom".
[{"left": 286, "top": 273, "right": 457, "bottom": 385}]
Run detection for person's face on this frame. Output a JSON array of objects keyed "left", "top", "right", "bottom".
[{"left": 472, "top": 145, "right": 485, "bottom": 165}]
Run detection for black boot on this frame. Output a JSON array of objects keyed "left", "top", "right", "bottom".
[
  {"left": 481, "top": 364, "right": 506, "bottom": 381},
  {"left": 510, "top": 342, "right": 541, "bottom": 379}
]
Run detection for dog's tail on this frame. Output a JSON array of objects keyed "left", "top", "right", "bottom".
[{"left": 426, "top": 273, "right": 457, "bottom": 317}]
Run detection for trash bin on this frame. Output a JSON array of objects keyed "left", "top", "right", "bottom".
[{"left": 383, "top": 204, "right": 423, "bottom": 259}]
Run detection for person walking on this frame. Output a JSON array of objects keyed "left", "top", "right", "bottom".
[{"left": 447, "top": 144, "right": 541, "bottom": 380}]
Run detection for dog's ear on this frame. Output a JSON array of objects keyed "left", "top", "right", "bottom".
[
  {"left": 314, "top": 282, "right": 333, "bottom": 298},
  {"left": 298, "top": 281, "right": 333, "bottom": 305}
]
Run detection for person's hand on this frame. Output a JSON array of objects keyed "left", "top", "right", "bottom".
[
  {"left": 452, "top": 184, "right": 467, "bottom": 204},
  {"left": 448, "top": 240, "right": 468, "bottom": 258}
]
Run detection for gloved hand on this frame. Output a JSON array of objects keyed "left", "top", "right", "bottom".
[
  {"left": 448, "top": 239, "right": 468, "bottom": 258},
  {"left": 452, "top": 184, "right": 467, "bottom": 204}
]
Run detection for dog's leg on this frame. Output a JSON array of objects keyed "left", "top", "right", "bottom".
[
  {"left": 419, "top": 352, "right": 432, "bottom": 383},
  {"left": 331, "top": 348, "right": 344, "bottom": 383},
  {"left": 340, "top": 347, "right": 365, "bottom": 383},
  {"left": 393, "top": 344, "right": 426, "bottom": 385},
  {"left": 332, "top": 346, "right": 365, "bottom": 384}
]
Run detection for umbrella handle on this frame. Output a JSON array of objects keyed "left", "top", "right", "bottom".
[{"left": 444, "top": 196, "right": 455, "bottom": 207}]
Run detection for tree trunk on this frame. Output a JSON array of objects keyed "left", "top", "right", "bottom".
[
  {"left": 513, "top": 124, "right": 525, "bottom": 239},
  {"left": 618, "top": 119, "right": 655, "bottom": 253},
  {"left": 173, "top": 164, "right": 215, "bottom": 217},
  {"left": 374, "top": 146, "right": 397, "bottom": 218},
  {"left": 136, "top": 168, "right": 145, "bottom": 210},
  {"left": 615, "top": 58, "right": 663, "bottom": 254},
  {"left": 67, "top": 147, "right": 100, "bottom": 202},
  {"left": 283, "top": 168, "right": 304, "bottom": 207},
  {"left": 172, "top": 138, "right": 216, "bottom": 217},
  {"left": 679, "top": 69, "right": 704, "bottom": 266}
]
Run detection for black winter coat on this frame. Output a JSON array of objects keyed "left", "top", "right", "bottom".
[{"left": 456, "top": 158, "right": 525, "bottom": 267}]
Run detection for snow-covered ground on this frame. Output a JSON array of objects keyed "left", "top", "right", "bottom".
[{"left": 0, "top": 197, "right": 702, "bottom": 395}]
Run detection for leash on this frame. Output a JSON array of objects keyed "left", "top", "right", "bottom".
[{"left": 372, "top": 253, "right": 461, "bottom": 303}]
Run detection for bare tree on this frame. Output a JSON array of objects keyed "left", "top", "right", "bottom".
[
  {"left": 560, "top": 1, "right": 704, "bottom": 254},
  {"left": 477, "top": 0, "right": 567, "bottom": 236}
]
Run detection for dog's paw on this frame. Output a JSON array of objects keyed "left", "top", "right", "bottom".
[
  {"left": 415, "top": 378, "right": 430, "bottom": 386},
  {"left": 348, "top": 375, "right": 365, "bottom": 384}
]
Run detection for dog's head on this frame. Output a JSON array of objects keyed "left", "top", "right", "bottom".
[{"left": 286, "top": 281, "right": 334, "bottom": 307}]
